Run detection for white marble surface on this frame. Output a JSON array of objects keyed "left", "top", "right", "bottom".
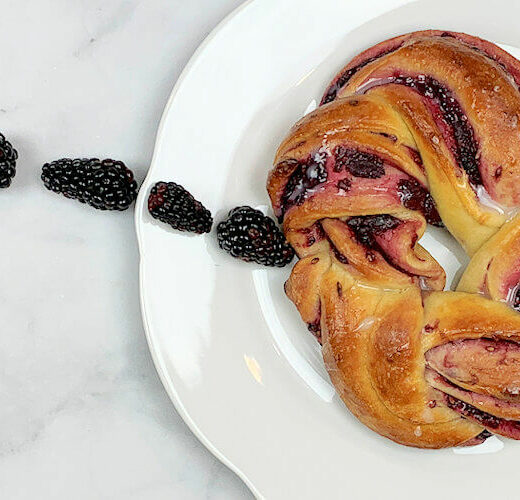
[{"left": 0, "top": 1, "right": 252, "bottom": 498}]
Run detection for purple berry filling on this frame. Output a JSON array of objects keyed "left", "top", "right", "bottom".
[
  {"left": 393, "top": 75, "right": 481, "bottom": 186},
  {"left": 398, "top": 178, "right": 443, "bottom": 227},
  {"left": 321, "top": 46, "right": 403, "bottom": 105},
  {"left": 307, "top": 320, "right": 320, "bottom": 332},
  {"left": 405, "top": 146, "right": 424, "bottom": 169},
  {"left": 321, "top": 58, "right": 377, "bottom": 105},
  {"left": 476, "top": 429, "right": 493, "bottom": 440},
  {"left": 334, "top": 147, "right": 385, "bottom": 178},
  {"left": 320, "top": 222, "right": 350, "bottom": 265},
  {"left": 445, "top": 394, "right": 503, "bottom": 429},
  {"left": 344, "top": 215, "right": 427, "bottom": 279},
  {"left": 346, "top": 215, "right": 401, "bottom": 248},
  {"left": 336, "top": 178, "right": 351, "bottom": 192},
  {"left": 442, "top": 385, "right": 520, "bottom": 440},
  {"left": 372, "top": 131, "right": 398, "bottom": 142},
  {"left": 280, "top": 151, "right": 328, "bottom": 216},
  {"left": 332, "top": 245, "right": 349, "bottom": 264},
  {"left": 280, "top": 147, "right": 442, "bottom": 227},
  {"left": 461, "top": 429, "right": 492, "bottom": 447},
  {"left": 513, "top": 287, "right": 520, "bottom": 312},
  {"left": 359, "top": 75, "right": 481, "bottom": 187},
  {"left": 307, "top": 321, "right": 322, "bottom": 344},
  {"left": 281, "top": 147, "right": 385, "bottom": 216},
  {"left": 306, "top": 301, "right": 322, "bottom": 344}
]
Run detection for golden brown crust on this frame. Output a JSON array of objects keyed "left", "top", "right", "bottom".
[
  {"left": 458, "top": 214, "right": 520, "bottom": 299},
  {"left": 339, "top": 36, "right": 520, "bottom": 208},
  {"left": 267, "top": 31, "right": 520, "bottom": 448},
  {"left": 321, "top": 277, "right": 481, "bottom": 448}
]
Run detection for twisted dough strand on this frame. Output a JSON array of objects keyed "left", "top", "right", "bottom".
[{"left": 267, "top": 31, "right": 520, "bottom": 448}]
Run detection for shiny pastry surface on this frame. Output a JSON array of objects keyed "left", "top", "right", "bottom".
[{"left": 267, "top": 30, "right": 520, "bottom": 448}]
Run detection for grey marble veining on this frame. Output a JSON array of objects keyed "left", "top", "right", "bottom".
[{"left": 0, "top": 0, "right": 251, "bottom": 498}]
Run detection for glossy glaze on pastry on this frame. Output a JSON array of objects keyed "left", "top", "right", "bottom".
[{"left": 267, "top": 30, "right": 520, "bottom": 448}]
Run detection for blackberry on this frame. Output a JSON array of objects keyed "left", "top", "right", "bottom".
[
  {"left": 398, "top": 178, "right": 443, "bottom": 227},
  {"left": 217, "top": 206, "right": 294, "bottom": 267},
  {"left": 334, "top": 147, "right": 385, "bottom": 178},
  {"left": 346, "top": 215, "right": 401, "bottom": 248},
  {"left": 0, "top": 133, "right": 18, "bottom": 188},
  {"left": 148, "top": 181, "right": 212, "bottom": 234},
  {"left": 41, "top": 158, "right": 138, "bottom": 210}
]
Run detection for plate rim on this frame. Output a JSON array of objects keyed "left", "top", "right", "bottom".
[
  {"left": 134, "top": 1, "right": 520, "bottom": 496},
  {"left": 134, "top": 0, "right": 261, "bottom": 497}
]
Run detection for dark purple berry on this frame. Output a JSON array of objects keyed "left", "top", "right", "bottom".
[
  {"left": 41, "top": 158, "right": 138, "bottom": 210},
  {"left": 337, "top": 178, "right": 351, "bottom": 191},
  {"left": 320, "top": 46, "right": 402, "bottom": 105},
  {"left": 334, "top": 147, "right": 385, "bottom": 178},
  {"left": 398, "top": 178, "right": 443, "bottom": 227},
  {"left": 0, "top": 133, "right": 18, "bottom": 188},
  {"left": 391, "top": 75, "right": 481, "bottom": 186},
  {"left": 217, "top": 206, "right": 294, "bottom": 267},
  {"left": 281, "top": 152, "right": 328, "bottom": 216},
  {"left": 148, "top": 181, "right": 212, "bottom": 234},
  {"left": 346, "top": 215, "right": 401, "bottom": 248},
  {"left": 444, "top": 394, "right": 501, "bottom": 429}
]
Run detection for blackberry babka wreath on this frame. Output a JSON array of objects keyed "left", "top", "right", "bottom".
[{"left": 268, "top": 31, "right": 520, "bottom": 448}]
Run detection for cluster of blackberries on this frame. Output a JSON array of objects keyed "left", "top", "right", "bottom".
[
  {"left": 147, "top": 183, "right": 293, "bottom": 267},
  {"left": 1, "top": 132, "right": 138, "bottom": 211},
  {"left": 1, "top": 131, "right": 294, "bottom": 267}
]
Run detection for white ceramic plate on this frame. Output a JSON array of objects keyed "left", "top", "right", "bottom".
[{"left": 135, "top": 1, "right": 520, "bottom": 498}]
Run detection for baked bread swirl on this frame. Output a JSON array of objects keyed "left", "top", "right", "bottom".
[{"left": 267, "top": 31, "right": 520, "bottom": 448}]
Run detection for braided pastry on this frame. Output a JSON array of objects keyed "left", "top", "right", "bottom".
[{"left": 267, "top": 30, "right": 520, "bottom": 448}]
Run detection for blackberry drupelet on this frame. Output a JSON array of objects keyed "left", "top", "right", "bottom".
[
  {"left": 41, "top": 158, "right": 138, "bottom": 211},
  {"left": 148, "top": 181, "right": 212, "bottom": 234},
  {"left": 0, "top": 133, "right": 18, "bottom": 188},
  {"left": 217, "top": 206, "right": 294, "bottom": 267}
]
